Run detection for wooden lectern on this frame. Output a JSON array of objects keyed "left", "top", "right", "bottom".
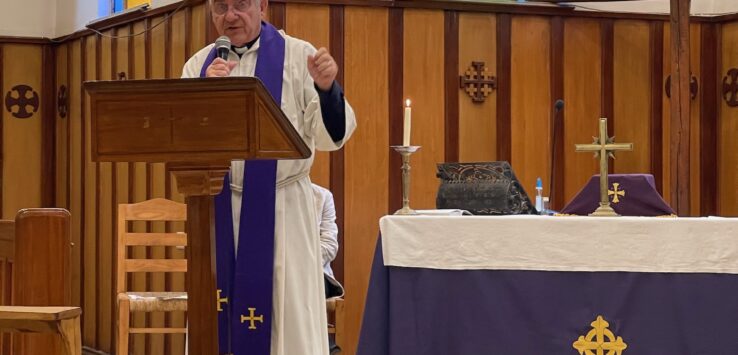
[{"left": 84, "top": 78, "right": 310, "bottom": 355}]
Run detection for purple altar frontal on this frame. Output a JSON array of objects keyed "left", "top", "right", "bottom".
[{"left": 357, "top": 215, "right": 738, "bottom": 355}]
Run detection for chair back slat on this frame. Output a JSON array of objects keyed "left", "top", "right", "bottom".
[
  {"left": 124, "top": 260, "right": 187, "bottom": 273},
  {"left": 116, "top": 199, "right": 187, "bottom": 295},
  {"left": 121, "top": 198, "right": 187, "bottom": 222},
  {"left": 124, "top": 233, "right": 187, "bottom": 247}
]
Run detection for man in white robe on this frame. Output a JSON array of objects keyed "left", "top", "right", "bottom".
[{"left": 181, "top": 0, "right": 356, "bottom": 354}]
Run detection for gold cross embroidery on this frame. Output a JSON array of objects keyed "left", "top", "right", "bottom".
[
  {"left": 573, "top": 315, "right": 628, "bottom": 355},
  {"left": 217, "top": 289, "right": 228, "bottom": 312},
  {"left": 608, "top": 183, "right": 625, "bottom": 204},
  {"left": 240, "top": 307, "right": 264, "bottom": 330}
]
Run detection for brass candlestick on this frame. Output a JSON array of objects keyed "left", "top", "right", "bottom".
[{"left": 391, "top": 145, "right": 421, "bottom": 215}]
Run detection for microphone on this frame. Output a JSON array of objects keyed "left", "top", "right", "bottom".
[
  {"left": 549, "top": 99, "right": 564, "bottom": 211},
  {"left": 215, "top": 36, "right": 231, "bottom": 61}
]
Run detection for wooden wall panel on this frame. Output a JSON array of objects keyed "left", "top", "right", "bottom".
[
  {"left": 662, "top": 23, "right": 672, "bottom": 207},
  {"left": 404, "top": 9, "right": 445, "bottom": 209},
  {"left": 511, "top": 16, "right": 551, "bottom": 196},
  {"left": 688, "top": 24, "right": 702, "bottom": 216},
  {"left": 662, "top": 23, "right": 702, "bottom": 214},
  {"left": 613, "top": 20, "right": 651, "bottom": 174},
  {"left": 343, "top": 8, "right": 389, "bottom": 354},
  {"left": 149, "top": 16, "right": 169, "bottom": 354},
  {"left": 563, "top": 18, "right": 601, "bottom": 202},
  {"left": 83, "top": 35, "right": 98, "bottom": 348},
  {"left": 190, "top": 4, "right": 208, "bottom": 57},
  {"left": 719, "top": 21, "right": 738, "bottom": 216},
  {"left": 56, "top": 44, "right": 70, "bottom": 210},
  {"left": 458, "top": 13, "right": 497, "bottom": 162},
  {"left": 98, "top": 31, "right": 114, "bottom": 353},
  {"left": 285, "top": 4, "right": 332, "bottom": 189},
  {"left": 2, "top": 45, "right": 43, "bottom": 219},
  {"left": 68, "top": 39, "right": 83, "bottom": 314},
  {"left": 168, "top": 9, "right": 188, "bottom": 355},
  {"left": 131, "top": 20, "right": 148, "bottom": 355}
]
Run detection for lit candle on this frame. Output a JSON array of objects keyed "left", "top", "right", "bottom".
[{"left": 403, "top": 99, "right": 412, "bottom": 146}]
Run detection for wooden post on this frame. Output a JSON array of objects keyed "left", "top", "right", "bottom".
[
  {"left": 170, "top": 165, "right": 229, "bottom": 355},
  {"left": 669, "top": 0, "right": 692, "bottom": 215}
]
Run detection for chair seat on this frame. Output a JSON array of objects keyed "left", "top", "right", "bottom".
[{"left": 121, "top": 292, "right": 187, "bottom": 312}]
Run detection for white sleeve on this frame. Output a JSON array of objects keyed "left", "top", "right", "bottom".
[{"left": 318, "top": 189, "right": 339, "bottom": 266}]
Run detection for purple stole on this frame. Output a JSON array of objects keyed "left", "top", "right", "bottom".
[{"left": 200, "top": 22, "right": 285, "bottom": 355}]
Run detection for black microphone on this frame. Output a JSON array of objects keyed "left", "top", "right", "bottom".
[
  {"left": 549, "top": 99, "right": 564, "bottom": 211},
  {"left": 215, "top": 36, "right": 231, "bottom": 61}
]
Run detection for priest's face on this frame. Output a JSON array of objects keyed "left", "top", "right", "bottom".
[{"left": 210, "top": 0, "right": 267, "bottom": 46}]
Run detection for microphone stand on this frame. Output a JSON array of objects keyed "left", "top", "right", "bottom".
[{"left": 549, "top": 100, "right": 563, "bottom": 212}]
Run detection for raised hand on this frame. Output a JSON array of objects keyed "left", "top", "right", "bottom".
[
  {"left": 307, "top": 47, "right": 338, "bottom": 92},
  {"left": 206, "top": 58, "right": 238, "bottom": 77}
]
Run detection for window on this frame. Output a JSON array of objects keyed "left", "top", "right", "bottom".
[{"left": 98, "top": 0, "right": 151, "bottom": 17}]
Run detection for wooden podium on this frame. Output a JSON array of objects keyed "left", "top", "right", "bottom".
[{"left": 84, "top": 78, "right": 310, "bottom": 354}]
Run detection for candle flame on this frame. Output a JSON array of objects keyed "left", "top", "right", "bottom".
[{"left": 405, "top": 99, "right": 411, "bottom": 107}]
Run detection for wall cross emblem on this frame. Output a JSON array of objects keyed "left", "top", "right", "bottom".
[
  {"left": 722, "top": 68, "right": 738, "bottom": 107},
  {"left": 58, "top": 85, "right": 68, "bottom": 118},
  {"left": 664, "top": 74, "right": 698, "bottom": 100},
  {"left": 459, "top": 61, "right": 497, "bottom": 103},
  {"left": 5, "top": 85, "right": 40, "bottom": 119}
]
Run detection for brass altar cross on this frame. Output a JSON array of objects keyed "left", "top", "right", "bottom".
[
  {"left": 240, "top": 307, "right": 264, "bottom": 330},
  {"left": 575, "top": 118, "right": 633, "bottom": 216}
]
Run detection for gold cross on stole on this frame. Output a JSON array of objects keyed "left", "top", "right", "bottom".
[
  {"left": 217, "top": 289, "right": 228, "bottom": 312},
  {"left": 240, "top": 307, "right": 264, "bottom": 330},
  {"left": 575, "top": 118, "right": 633, "bottom": 216}
]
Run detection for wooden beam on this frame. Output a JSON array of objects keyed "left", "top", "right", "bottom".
[{"left": 669, "top": 0, "right": 691, "bottom": 215}]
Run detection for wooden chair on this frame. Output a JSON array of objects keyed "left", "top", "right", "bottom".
[
  {"left": 116, "top": 198, "right": 187, "bottom": 355},
  {"left": 0, "top": 208, "right": 80, "bottom": 355},
  {"left": 327, "top": 297, "right": 345, "bottom": 352},
  {"left": 0, "top": 306, "right": 81, "bottom": 355}
]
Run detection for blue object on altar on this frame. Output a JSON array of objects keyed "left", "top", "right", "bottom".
[{"left": 560, "top": 174, "right": 675, "bottom": 216}]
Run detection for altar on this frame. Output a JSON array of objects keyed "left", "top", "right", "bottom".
[{"left": 357, "top": 215, "right": 738, "bottom": 355}]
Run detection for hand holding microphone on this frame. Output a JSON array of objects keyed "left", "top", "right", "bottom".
[{"left": 206, "top": 36, "right": 238, "bottom": 78}]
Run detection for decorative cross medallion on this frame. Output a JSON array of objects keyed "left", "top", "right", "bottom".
[
  {"left": 459, "top": 61, "right": 497, "bottom": 103},
  {"left": 217, "top": 289, "right": 228, "bottom": 312},
  {"left": 608, "top": 183, "right": 625, "bottom": 204},
  {"left": 240, "top": 307, "right": 264, "bottom": 330},
  {"left": 573, "top": 315, "right": 628, "bottom": 355},
  {"left": 575, "top": 118, "right": 633, "bottom": 216},
  {"left": 4, "top": 85, "right": 40, "bottom": 119},
  {"left": 722, "top": 68, "right": 738, "bottom": 107}
]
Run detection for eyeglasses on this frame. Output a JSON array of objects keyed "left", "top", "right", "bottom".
[{"left": 211, "top": 0, "right": 252, "bottom": 15}]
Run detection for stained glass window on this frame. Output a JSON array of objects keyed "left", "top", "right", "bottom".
[{"left": 100, "top": 0, "right": 151, "bottom": 16}]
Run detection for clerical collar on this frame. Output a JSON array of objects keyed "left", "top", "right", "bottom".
[{"left": 232, "top": 36, "right": 260, "bottom": 55}]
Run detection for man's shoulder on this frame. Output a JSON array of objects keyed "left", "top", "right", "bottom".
[
  {"left": 280, "top": 31, "right": 317, "bottom": 55},
  {"left": 191, "top": 43, "right": 216, "bottom": 60},
  {"left": 311, "top": 184, "right": 334, "bottom": 199}
]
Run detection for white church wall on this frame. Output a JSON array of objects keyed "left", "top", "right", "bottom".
[
  {"left": 0, "top": 0, "right": 57, "bottom": 38},
  {"left": 0, "top": 0, "right": 186, "bottom": 38},
  {"left": 56, "top": 0, "right": 181, "bottom": 38}
]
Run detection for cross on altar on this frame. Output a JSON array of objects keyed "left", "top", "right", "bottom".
[{"left": 575, "top": 117, "right": 633, "bottom": 216}]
